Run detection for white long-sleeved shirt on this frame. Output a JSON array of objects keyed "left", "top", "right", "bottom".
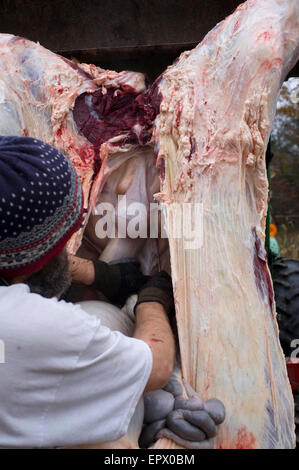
[{"left": 0, "top": 283, "right": 152, "bottom": 448}]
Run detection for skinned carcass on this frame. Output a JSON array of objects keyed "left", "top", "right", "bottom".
[
  {"left": 0, "top": 34, "right": 156, "bottom": 255},
  {"left": 0, "top": 35, "right": 97, "bottom": 218},
  {"left": 0, "top": 0, "right": 298, "bottom": 449},
  {"left": 152, "top": 0, "right": 298, "bottom": 449}
]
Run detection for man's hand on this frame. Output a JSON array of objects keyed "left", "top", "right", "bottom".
[
  {"left": 68, "top": 254, "right": 95, "bottom": 286},
  {"left": 134, "top": 271, "right": 174, "bottom": 318},
  {"left": 68, "top": 254, "right": 147, "bottom": 305},
  {"left": 139, "top": 377, "right": 225, "bottom": 449}
]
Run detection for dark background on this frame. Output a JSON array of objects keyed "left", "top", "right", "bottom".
[
  {"left": 0, "top": 0, "right": 298, "bottom": 80},
  {"left": 0, "top": 0, "right": 242, "bottom": 50}
]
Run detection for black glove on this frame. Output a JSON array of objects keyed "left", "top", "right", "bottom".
[
  {"left": 90, "top": 258, "right": 147, "bottom": 306},
  {"left": 134, "top": 271, "right": 175, "bottom": 318}
]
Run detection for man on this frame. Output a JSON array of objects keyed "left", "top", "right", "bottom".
[{"left": 0, "top": 136, "right": 224, "bottom": 448}]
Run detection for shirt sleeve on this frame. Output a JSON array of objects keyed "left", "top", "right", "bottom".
[{"left": 42, "top": 318, "right": 153, "bottom": 447}]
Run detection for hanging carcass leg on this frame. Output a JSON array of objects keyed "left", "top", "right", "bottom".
[{"left": 152, "top": 0, "right": 298, "bottom": 449}]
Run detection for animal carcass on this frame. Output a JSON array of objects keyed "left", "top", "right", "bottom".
[
  {"left": 0, "top": 35, "right": 159, "bottom": 257},
  {"left": 0, "top": 0, "right": 298, "bottom": 449},
  {"left": 152, "top": 0, "right": 298, "bottom": 449}
]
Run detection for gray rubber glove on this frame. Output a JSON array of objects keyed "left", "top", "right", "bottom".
[{"left": 139, "top": 377, "right": 225, "bottom": 449}]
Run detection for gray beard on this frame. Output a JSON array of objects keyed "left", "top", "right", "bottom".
[{"left": 26, "top": 249, "right": 71, "bottom": 299}]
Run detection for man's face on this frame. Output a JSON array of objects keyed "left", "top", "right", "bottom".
[{"left": 26, "top": 248, "right": 71, "bottom": 299}]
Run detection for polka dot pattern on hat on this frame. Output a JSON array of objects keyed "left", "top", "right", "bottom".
[{"left": 0, "top": 136, "right": 84, "bottom": 278}]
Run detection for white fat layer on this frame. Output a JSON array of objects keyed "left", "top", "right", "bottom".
[
  {"left": 154, "top": 0, "right": 298, "bottom": 449},
  {"left": 0, "top": 34, "right": 148, "bottom": 254}
]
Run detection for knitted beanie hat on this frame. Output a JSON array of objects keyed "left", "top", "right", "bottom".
[{"left": 0, "top": 136, "right": 84, "bottom": 279}]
